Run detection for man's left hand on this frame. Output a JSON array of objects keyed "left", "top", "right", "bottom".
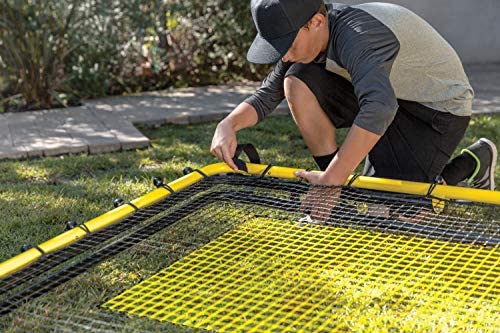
[{"left": 294, "top": 170, "right": 343, "bottom": 221}]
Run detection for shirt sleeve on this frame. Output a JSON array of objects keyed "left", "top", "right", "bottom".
[
  {"left": 333, "top": 7, "right": 401, "bottom": 135},
  {"left": 244, "top": 60, "right": 292, "bottom": 122}
]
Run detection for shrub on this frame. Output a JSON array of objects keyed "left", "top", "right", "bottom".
[
  {"left": 0, "top": 0, "right": 82, "bottom": 110},
  {"left": 1, "top": 0, "right": 269, "bottom": 111}
]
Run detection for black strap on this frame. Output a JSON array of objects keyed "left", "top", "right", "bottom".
[
  {"left": 234, "top": 144, "right": 261, "bottom": 164},
  {"left": 426, "top": 175, "right": 444, "bottom": 197},
  {"left": 126, "top": 202, "right": 140, "bottom": 211},
  {"left": 34, "top": 245, "right": 46, "bottom": 255},
  {"left": 79, "top": 224, "right": 91, "bottom": 234},
  {"left": 232, "top": 143, "right": 261, "bottom": 172},
  {"left": 347, "top": 174, "right": 360, "bottom": 187},
  {"left": 260, "top": 165, "right": 273, "bottom": 178},
  {"left": 161, "top": 184, "right": 175, "bottom": 194},
  {"left": 232, "top": 158, "right": 248, "bottom": 172},
  {"left": 193, "top": 169, "right": 208, "bottom": 178}
]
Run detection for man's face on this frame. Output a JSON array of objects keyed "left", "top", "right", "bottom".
[{"left": 282, "top": 16, "right": 324, "bottom": 63}]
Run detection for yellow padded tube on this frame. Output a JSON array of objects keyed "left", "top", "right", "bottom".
[{"left": 0, "top": 162, "right": 498, "bottom": 280}]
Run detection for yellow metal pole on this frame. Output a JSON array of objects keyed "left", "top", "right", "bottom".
[
  {"left": 1, "top": 162, "right": 498, "bottom": 279},
  {"left": 242, "top": 163, "right": 500, "bottom": 205}
]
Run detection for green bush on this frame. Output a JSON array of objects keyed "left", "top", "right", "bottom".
[
  {"left": 0, "top": 0, "right": 82, "bottom": 110},
  {"left": 0, "top": 0, "right": 269, "bottom": 111}
]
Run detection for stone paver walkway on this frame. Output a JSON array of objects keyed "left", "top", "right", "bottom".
[
  {"left": 0, "top": 64, "right": 498, "bottom": 160},
  {"left": 0, "top": 107, "right": 149, "bottom": 159}
]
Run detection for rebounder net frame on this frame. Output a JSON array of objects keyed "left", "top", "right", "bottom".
[{"left": 0, "top": 162, "right": 499, "bottom": 332}]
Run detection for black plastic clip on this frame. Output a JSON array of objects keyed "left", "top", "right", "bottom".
[
  {"left": 21, "top": 244, "right": 45, "bottom": 255},
  {"left": 65, "top": 221, "right": 77, "bottom": 231},
  {"left": 183, "top": 167, "right": 208, "bottom": 178},
  {"left": 153, "top": 177, "right": 175, "bottom": 194},
  {"left": 113, "top": 198, "right": 125, "bottom": 208},
  {"left": 112, "top": 198, "right": 139, "bottom": 211},
  {"left": 66, "top": 220, "right": 90, "bottom": 234}
]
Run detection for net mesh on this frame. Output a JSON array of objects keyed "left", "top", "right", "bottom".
[{"left": 0, "top": 173, "right": 498, "bottom": 332}]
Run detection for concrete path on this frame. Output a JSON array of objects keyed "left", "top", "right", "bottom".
[
  {"left": 0, "top": 64, "right": 498, "bottom": 160},
  {"left": 465, "top": 63, "right": 500, "bottom": 114},
  {"left": 0, "top": 107, "right": 150, "bottom": 159}
]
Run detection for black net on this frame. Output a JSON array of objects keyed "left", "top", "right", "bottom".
[{"left": 0, "top": 174, "right": 498, "bottom": 332}]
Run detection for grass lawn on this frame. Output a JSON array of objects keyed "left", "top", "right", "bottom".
[
  {"left": 0, "top": 114, "right": 319, "bottom": 263},
  {"left": 0, "top": 113, "right": 498, "bottom": 332}
]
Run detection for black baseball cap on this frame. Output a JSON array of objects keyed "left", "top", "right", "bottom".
[{"left": 247, "top": 0, "right": 323, "bottom": 64}]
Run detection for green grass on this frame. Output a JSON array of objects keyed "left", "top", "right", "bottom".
[
  {"left": 0, "top": 114, "right": 498, "bottom": 261},
  {"left": 0, "top": 113, "right": 498, "bottom": 332},
  {"left": 0, "top": 115, "right": 315, "bottom": 262}
]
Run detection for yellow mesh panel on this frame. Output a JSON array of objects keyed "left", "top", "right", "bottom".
[{"left": 104, "top": 217, "right": 499, "bottom": 332}]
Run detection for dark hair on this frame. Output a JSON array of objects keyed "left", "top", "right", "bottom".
[
  {"left": 303, "top": 3, "right": 328, "bottom": 29},
  {"left": 318, "top": 3, "right": 327, "bottom": 17}
]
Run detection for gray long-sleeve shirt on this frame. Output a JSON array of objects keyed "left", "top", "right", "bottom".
[{"left": 244, "top": 2, "right": 474, "bottom": 135}]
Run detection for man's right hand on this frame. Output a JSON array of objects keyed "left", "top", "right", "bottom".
[
  {"left": 210, "top": 120, "right": 239, "bottom": 170},
  {"left": 210, "top": 102, "right": 260, "bottom": 171}
]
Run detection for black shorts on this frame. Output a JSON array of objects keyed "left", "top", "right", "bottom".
[{"left": 285, "top": 62, "right": 471, "bottom": 183}]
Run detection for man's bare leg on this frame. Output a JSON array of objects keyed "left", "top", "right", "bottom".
[{"left": 284, "top": 75, "right": 338, "bottom": 157}]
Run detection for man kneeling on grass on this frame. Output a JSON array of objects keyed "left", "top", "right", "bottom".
[{"left": 210, "top": 0, "right": 497, "bottom": 219}]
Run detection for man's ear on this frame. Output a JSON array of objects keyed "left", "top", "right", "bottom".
[
  {"left": 304, "top": 13, "right": 325, "bottom": 30},
  {"left": 310, "top": 13, "right": 326, "bottom": 29}
]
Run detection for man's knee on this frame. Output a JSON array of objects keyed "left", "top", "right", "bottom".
[{"left": 284, "top": 75, "right": 312, "bottom": 109}]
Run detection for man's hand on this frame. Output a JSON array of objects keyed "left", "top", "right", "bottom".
[
  {"left": 294, "top": 170, "right": 330, "bottom": 185},
  {"left": 294, "top": 170, "right": 342, "bottom": 221},
  {"left": 210, "top": 102, "right": 260, "bottom": 171},
  {"left": 210, "top": 121, "right": 239, "bottom": 170}
]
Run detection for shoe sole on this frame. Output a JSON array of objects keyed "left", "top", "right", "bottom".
[{"left": 479, "top": 138, "right": 497, "bottom": 190}]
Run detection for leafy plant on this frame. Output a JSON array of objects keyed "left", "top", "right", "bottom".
[
  {"left": 0, "top": 0, "right": 82, "bottom": 110},
  {"left": 0, "top": 0, "right": 269, "bottom": 110}
]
